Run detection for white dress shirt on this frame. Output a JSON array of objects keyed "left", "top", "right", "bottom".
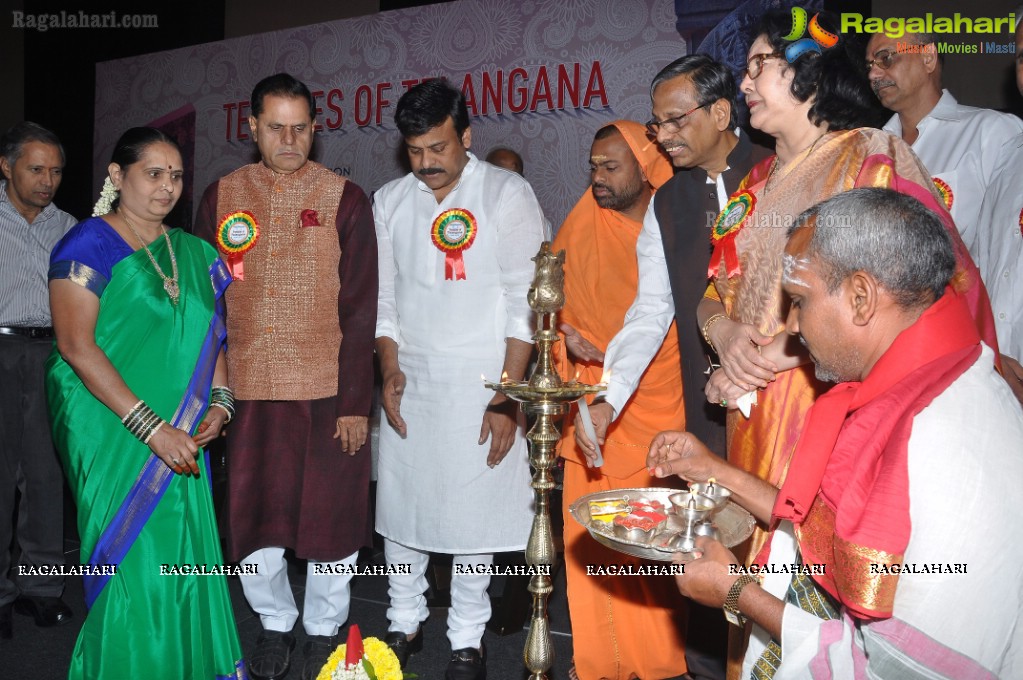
[
  {"left": 603, "top": 167, "right": 730, "bottom": 416},
  {"left": 883, "top": 89, "right": 1023, "bottom": 258},
  {"left": 976, "top": 133, "right": 1023, "bottom": 362}
]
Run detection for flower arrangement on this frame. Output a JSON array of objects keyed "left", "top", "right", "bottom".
[
  {"left": 92, "top": 176, "right": 118, "bottom": 216},
  {"left": 316, "top": 625, "right": 408, "bottom": 680}
]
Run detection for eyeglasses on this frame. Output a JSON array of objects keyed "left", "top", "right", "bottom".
[
  {"left": 645, "top": 103, "right": 709, "bottom": 135},
  {"left": 865, "top": 49, "right": 899, "bottom": 72},
  {"left": 745, "top": 52, "right": 784, "bottom": 80}
]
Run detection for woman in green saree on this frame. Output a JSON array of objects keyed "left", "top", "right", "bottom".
[{"left": 46, "top": 127, "right": 246, "bottom": 679}]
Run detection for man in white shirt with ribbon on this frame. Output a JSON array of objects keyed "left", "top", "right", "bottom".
[
  {"left": 867, "top": 30, "right": 1023, "bottom": 259},
  {"left": 373, "top": 78, "right": 545, "bottom": 680},
  {"left": 975, "top": 10, "right": 1023, "bottom": 405}
]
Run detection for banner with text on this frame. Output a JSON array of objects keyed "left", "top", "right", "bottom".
[{"left": 94, "top": 0, "right": 686, "bottom": 229}]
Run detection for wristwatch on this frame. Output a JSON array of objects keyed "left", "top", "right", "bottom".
[{"left": 723, "top": 575, "right": 758, "bottom": 626}]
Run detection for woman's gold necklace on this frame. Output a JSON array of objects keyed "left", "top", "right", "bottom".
[{"left": 120, "top": 210, "right": 180, "bottom": 304}]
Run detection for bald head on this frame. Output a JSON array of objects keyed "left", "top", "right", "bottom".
[{"left": 486, "top": 148, "right": 524, "bottom": 175}]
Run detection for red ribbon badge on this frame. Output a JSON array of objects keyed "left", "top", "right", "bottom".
[
  {"left": 708, "top": 190, "right": 756, "bottom": 279},
  {"left": 431, "top": 208, "right": 477, "bottom": 280},
  {"left": 215, "top": 211, "right": 260, "bottom": 280}
]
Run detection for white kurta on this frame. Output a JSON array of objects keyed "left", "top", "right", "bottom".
[
  {"left": 976, "top": 133, "right": 1023, "bottom": 363},
  {"left": 374, "top": 154, "right": 545, "bottom": 553},
  {"left": 603, "top": 171, "right": 730, "bottom": 415},
  {"left": 883, "top": 90, "right": 1023, "bottom": 259},
  {"left": 743, "top": 345, "right": 1023, "bottom": 679}
]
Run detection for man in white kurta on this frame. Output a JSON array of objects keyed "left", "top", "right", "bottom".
[
  {"left": 373, "top": 79, "right": 544, "bottom": 680},
  {"left": 648, "top": 188, "right": 1023, "bottom": 679},
  {"left": 867, "top": 32, "right": 1023, "bottom": 258},
  {"left": 974, "top": 24, "right": 1023, "bottom": 405}
]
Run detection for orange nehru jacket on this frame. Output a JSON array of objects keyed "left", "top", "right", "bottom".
[{"left": 216, "top": 162, "right": 346, "bottom": 401}]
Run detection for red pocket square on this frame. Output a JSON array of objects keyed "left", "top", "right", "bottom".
[{"left": 300, "top": 209, "right": 320, "bottom": 227}]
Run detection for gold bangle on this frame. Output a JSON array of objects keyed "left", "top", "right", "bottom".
[
  {"left": 143, "top": 420, "right": 166, "bottom": 445},
  {"left": 121, "top": 399, "right": 145, "bottom": 424},
  {"left": 211, "top": 403, "right": 233, "bottom": 423},
  {"left": 702, "top": 313, "right": 728, "bottom": 352}
]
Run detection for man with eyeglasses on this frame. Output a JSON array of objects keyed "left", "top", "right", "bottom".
[
  {"left": 568, "top": 54, "right": 770, "bottom": 680},
  {"left": 867, "top": 30, "right": 1023, "bottom": 260}
]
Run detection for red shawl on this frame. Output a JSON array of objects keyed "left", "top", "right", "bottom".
[{"left": 762, "top": 290, "right": 983, "bottom": 618}]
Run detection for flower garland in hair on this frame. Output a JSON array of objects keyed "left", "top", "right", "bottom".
[{"left": 92, "top": 176, "right": 119, "bottom": 216}]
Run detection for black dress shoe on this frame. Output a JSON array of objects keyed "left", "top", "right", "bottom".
[
  {"left": 384, "top": 628, "right": 423, "bottom": 668},
  {"left": 249, "top": 630, "right": 297, "bottom": 680},
  {"left": 445, "top": 643, "right": 486, "bottom": 680},
  {"left": 13, "top": 596, "right": 73, "bottom": 627},
  {"left": 0, "top": 602, "right": 12, "bottom": 639},
  {"left": 300, "top": 633, "right": 339, "bottom": 680}
]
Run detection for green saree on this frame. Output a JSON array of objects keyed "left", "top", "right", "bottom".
[{"left": 46, "top": 219, "right": 246, "bottom": 679}]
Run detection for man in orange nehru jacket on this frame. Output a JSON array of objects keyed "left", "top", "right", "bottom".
[
  {"left": 554, "top": 120, "right": 688, "bottom": 680},
  {"left": 195, "top": 72, "right": 377, "bottom": 680}
]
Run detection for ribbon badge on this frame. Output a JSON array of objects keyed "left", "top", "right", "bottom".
[
  {"left": 932, "top": 177, "right": 954, "bottom": 211},
  {"left": 782, "top": 7, "right": 839, "bottom": 63},
  {"left": 431, "top": 208, "right": 477, "bottom": 280},
  {"left": 708, "top": 190, "right": 756, "bottom": 279},
  {"left": 216, "top": 210, "right": 260, "bottom": 280}
]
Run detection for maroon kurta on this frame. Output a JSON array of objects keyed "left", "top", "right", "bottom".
[{"left": 195, "top": 170, "right": 377, "bottom": 561}]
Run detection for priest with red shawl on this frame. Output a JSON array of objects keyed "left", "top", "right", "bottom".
[
  {"left": 554, "top": 120, "right": 689, "bottom": 680},
  {"left": 648, "top": 189, "right": 1023, "bottom": 679}
]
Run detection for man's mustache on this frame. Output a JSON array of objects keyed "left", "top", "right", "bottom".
[
  {"left": 871, "top": 79, "right": 895, "bottom": 93},
  {"left": 417, "top": 167, "right": 444, "bottom": 176}
]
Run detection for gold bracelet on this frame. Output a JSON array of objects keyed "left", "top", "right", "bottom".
[
  {"left": 210, "top": 386, "right": 235, "bottom": 423},
  {"left": 701, "top": 313, "right": 728, "bottom": 352},
  {"left": 121, "top": 399, "right": 145, "bottom": 424},
  {"left": 143, "top": 420, "right": 165, "bottom": 445},
  {"left": 122, "top": 400, "right": 165, "bottom": 444},
  {"left": 210, "top": 403, "right": 233, "bottom": 423}
]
